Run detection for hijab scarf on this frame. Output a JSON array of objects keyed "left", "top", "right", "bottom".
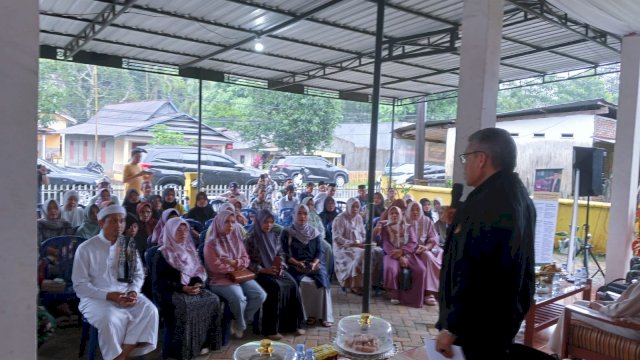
[
  {"left": 386, "top": 206, "right": 407, "bottom": 247},
  {"left": 301, "top": 197, "right": 324, "bottom": 236},
  {"left": 40, "top": 199, "right": 68, "bottom": 230},
  {"left": 75, "top": 204, "right": 100, "bottom": 239},
  {"left": 187, "top": 192, "right": 215, "bottom": 224},
  {"left": 320, "top": 196, "right": 339, "bottom": 224},
  {"left": 206, "top": 210, "right": 245, "bottom": 260},
  {"left": 160, "top": 217, "right": 207, "bottom": 285},
  {"left": 135, "top": 202, "right": 157, "bottom": 237},
  {"left": 162, "top": 188, "right": 178, "bottom": 210},
  {"left": 287, "top": 204, "right": 320, "bottom": 245},
  {"left": 252, "top": 210, "right": 279, "bottom": 268},
  {"left": 151, "top": 208, "right": 180, "bottom": 246},
  {"left": 405, "top": 202, "right": 428, "bottom": 243},
  {"left": 122, "top": 188, "right": 140, "bottom": 215},
  {"left": 60, "top": 190, "right": 84, "bottom": 227}
]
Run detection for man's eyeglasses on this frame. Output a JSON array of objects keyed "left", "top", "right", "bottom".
[{"left": 459, "top": 150, "right": 484, "bottom": 164}]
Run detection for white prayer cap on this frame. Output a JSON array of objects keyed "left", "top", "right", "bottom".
[{"left": 97, "top": 205, "right": 126, "bottom": 221}]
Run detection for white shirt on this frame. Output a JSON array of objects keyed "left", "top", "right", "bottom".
[{"left": 72, "top": 231, "right": 144, "bottom": 303}]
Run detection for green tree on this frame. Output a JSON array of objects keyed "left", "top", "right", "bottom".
[
  {"left": 148, "top": 124, "right": 193, "bottom": 145},
  {"left": 233, "top": 89, "right": 342, "bottom": 154}
]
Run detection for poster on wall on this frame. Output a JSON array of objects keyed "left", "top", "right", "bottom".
[{"left": 533, "top": 168, "right": 562, "bottom": 264}]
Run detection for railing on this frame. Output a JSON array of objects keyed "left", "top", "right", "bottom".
[
  {"left": 39, "top": 183, "right": 381, "bottom": 208},
  {"left": 38, "top": 184, "right": 185, "bottom": 207}
]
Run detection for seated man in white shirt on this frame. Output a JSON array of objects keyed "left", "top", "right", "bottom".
[
  {"left": 278, "top": 184, "right": 300, "bottom": 210},
  {"left": 72, "top": 205, "right": 159, "bottom": 360}
]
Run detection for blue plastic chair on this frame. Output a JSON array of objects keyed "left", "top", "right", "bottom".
[
  {"left": 203, "top": 218, "right": 214, "bottom": 232},
  {"left": 39, "top": 236, "right": 86, "bottom": 307},
  {"left": 278, "top": 208, "right": 294, "bottom": 227},
  {"left": 184, "top": 218, "right": 204, "bottom": 233},
  {"left": 209, "top": 199, "right": 225, "bottom": 213},
  {"left": 240, "top": 208, "right": 257, "bottom": 226}
]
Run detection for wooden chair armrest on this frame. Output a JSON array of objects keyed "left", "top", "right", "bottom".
[{"left": 565, "top": 304, "right": 640, "bottom": 330}]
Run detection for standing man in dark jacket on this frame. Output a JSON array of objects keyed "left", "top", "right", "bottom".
[{"left": 436, "top": 127, "right": 536, "bottom": 359}]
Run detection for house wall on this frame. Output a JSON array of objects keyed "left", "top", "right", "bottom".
[
  {"left": 445, "top": 114, "right": 597, "bottom": 196},
  {"left": 64, "top": 135, "right": 115, "bottom": 173},
  {"left": 393, "top": 138, "right": 446, "bottom": 166},
  {"left": 330, "top": 137, "right": 390, "bottom": 171}
]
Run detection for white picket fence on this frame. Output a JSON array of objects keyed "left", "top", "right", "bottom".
[
  {"left": 38, "top": 184, "right": 186, "bottom": 207},
  {"left": 39, "top": 183, "right": 380, "bottom": 207}
]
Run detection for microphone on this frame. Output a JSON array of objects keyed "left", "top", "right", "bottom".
[{"left": 451, "top": 183, "right": 463, "bottom": 210}]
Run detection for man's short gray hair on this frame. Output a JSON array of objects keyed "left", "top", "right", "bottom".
[{"left": 468, "top": 127, "right": 517, "bottom": 172}]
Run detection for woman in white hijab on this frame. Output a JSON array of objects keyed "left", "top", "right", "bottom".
[
  {"left": 60, "top": 190, "right": 84, "bottom": 228},
  {"left": 331, "top": 198, "right": 383, "bottom": 295}
]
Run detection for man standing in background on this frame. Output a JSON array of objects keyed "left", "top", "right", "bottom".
[{"left": 122, "top": 149, "right": 152, "bottom": 193}]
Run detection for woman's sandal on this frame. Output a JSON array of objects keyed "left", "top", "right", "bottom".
[
  {"left": 306, "top": 317, "right": 317, "bottom": 325},
  {"left": 424, "top": 295, "right": 437, "bottom": 306},
  {"left": 321, "top": 320, "right": 334, "bottom": 327}
]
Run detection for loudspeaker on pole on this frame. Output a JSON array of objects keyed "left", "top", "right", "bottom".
[{"left": 572, "top": 146, "right": 605, "bottom": 197}]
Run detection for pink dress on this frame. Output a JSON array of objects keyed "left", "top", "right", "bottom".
[
  {"left": 408, "top": 214, "right": 443, "bottom": 293},
  {"left": 381, "top": 223, "right": 427, "bottom": 308}
]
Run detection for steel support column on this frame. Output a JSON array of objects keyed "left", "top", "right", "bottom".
[{"left": 363, "top": 0, "right": 385, "bottom": 314}]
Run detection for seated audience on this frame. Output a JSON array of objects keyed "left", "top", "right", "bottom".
[
  {"left": 371, "top": 192, "right": 386, "bottom": 219},
  {"left": 375, "top": 206, "right": 427, "bottom": 307},
  {"left": 384, "top": 188, "right": 397, "bottom": 208},
  {"left": 204, "top": 210, "right": 266, "bottom": 339},
  {"left": 87, "top": 177, "right": 120, "bottom": 206},
  {"left": 38, "top": 199, "right": 74, "bottom": 246},
  {"left": 301, "top": 198, "right": 332, "bottom": 264},
  {"left": 153, "top": 217, "right": 220, "bottom": 359},
  {"left": 75, "top": 204, "right": 100, "bottom": 239},
  {"left": 150, "top": 208, "right": 180, "bottom": 246},
  {"left": 434, "top": 206, "right": 449, "bottom": 245},
  {"left": 250, "top": 186, "right": 273, "bottom": 212},
  {"left": 162, "top": 188, "right": 185, "bottom": 215},
  {"left": 244, "top": 210, "right": 305, "bottom": 339},
  {"left": 135, "top": 202, "right": 157, "bottom": 299},
  {"left": 95, "top": 188, "right": 115, "bottom": 209},
  {"left": 72, "top": 205, "right": 158, "bottom": 360},
  {"left": 140, "top": 180, "right": 153, "bottom": 202},
  {"left": 548, "top": 280, "right": 640, "bottom": 353},
  {"left": 299, "top": 182, "right": 315, "bottom": 202},
  {"left": 186, "top": 191, "right": 216, "bottom": 225},
  {"left": 278, "top": 185, "right": 299, "bottom": 211},
  {"left": 281, "top": 204, "right": 334, "bottom": 327},
  {"left": 60, "top": 190, "right": 84, "bottom": 228},
  {"left": 406, "top": 202, "right": 442, "bottom": 306},
  {"left": 147, "top": 194, "right": 163, "bottom": 220},
  {"left": 218, "top": 182, "right": 248, "bottom": 208},
  {"left": 122, "top": 189, "right": 141, "bottom": 216},
  {"left": 313, "top": 183, "right": 336, "bottom": 213},
  {"left": 124, "top": 213, "right": 139, "bottom": 239},
  {"left": 419, "top": 198, "right": 433, "bottom": 221},
  {"left": 318, "top": 196, "right": 339, "bottom": 245},
  {"left": 332, "top": 198, "right": 383, "bottom": 294},
  {"left": 380, "top": 199, "right": 407, "bottom": 221},
  {"left": 432, "top": 197, "right": 443, "bottom": 223}
]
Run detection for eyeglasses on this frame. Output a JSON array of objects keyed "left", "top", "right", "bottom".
[{"left": 459, "top": 150, "right": 484, "bottom": 164}]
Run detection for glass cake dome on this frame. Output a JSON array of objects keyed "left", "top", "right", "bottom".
[
  {"left": 334, "top": 313, "right": 395, "bottom": 359},
  {"left": 233, "top": 339, "right": 296, "bottom": 360}
]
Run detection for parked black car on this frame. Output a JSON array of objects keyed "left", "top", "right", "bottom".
[
  {"left": 138, "top": 145, "right": 263, "bottom": 188},
  {"left": 37, "top": 158, "right": 104, "bottom": 186},
  {"left": 269, "top": 155, "right": 349, "bottom": 187}
]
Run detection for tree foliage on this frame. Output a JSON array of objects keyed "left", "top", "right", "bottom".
[{"left": 148, "top": 124, "right": 193, "bottom": 146}]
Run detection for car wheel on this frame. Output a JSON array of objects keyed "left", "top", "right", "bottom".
[
  {"left": 160, "top": 181, "right": 183, "bottom": 189},
  {"left": 292, "top": 173, "right": 304, "bottom": 187},
  {"left": 335, "top": 174, "right": 346, "bottom": 188}
]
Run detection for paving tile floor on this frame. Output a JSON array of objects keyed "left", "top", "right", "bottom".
[{"left": 37, "top": 282, "right": 572, "bottom": 360}]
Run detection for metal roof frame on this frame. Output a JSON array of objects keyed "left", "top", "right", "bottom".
[{"left": 39, "top": 0, "right": 622, "bottom": 103}]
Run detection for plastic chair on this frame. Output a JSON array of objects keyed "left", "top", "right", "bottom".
[
  {"left": 203, "top": 218, "right": 214, "bottom": 232},
  {"left": 38, "top": 236, "right": 86, "bottom": 307},
  {"left": 209, "top": 199, "right": 224, "bottom": 213},
  {"left": 184, "top": 218, "right": 204, "bottom": 233},
  {"left": 240, "top": 208, "right": 257, "bottom": 226},
  {"left": 278, "top": 208, "right": 294, "bottom": 227}
]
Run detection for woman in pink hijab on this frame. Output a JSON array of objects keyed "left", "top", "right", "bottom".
[
  {"left": 204, "top": 210, "right": 266, "bottom": 339},
  {"left": 152, "top": 217, "right": 220, "bottom": 358}
]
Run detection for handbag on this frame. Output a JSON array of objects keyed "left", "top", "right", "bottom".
[
  {"left": 399, "top": 267, "right": 412, "bottom": 291},
  {"left": 227, "top": 268, "right": 256, "bottom": 284}
]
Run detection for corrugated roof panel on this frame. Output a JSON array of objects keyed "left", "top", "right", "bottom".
[
  {"left": 200, "top": 59, "right": 287, "bottom": 79},
  {"left": 323, "top": 70, "right": 397, "bottom": 85},
  {"left": 40, "top": 13, "right": 91, "bottom": 36},
  {"left": 276, "top": 21, "right": 374, "bottom": 53},
  {"left": 301, "top": 78, "right": 367, "bottom": 92},
  {"left": 81, "top": 41, "right": 191, "bottom": 65},
  {"left": 250, "top": 37, "right": 354, "bottom": 64},
  {"left": 39, "top": 33, "right": 69, "bottom": 48},
  {"left": 40, "top": 0, "right": 107, "bottom": 17},
  {"left": 415, "top": 73, "right": 459, "bottom": 86},
  {"left": 505, "top": 51, "right": 588, "bottom": 73},
  {"left": 392, "top": 0, "right": 464, "bottom": 23},
  {"left": 216, "top": 50, "right": 315, "bottom": 74},
  {"left": 498, "top": 66, "right": 540, "bottom": 80},
  {"left": 557, "top": 42, "right": 621, "bottom": 64}
]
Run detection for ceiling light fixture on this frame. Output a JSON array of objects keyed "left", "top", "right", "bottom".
[{"left": 254, "top": 41, "right": 264, "bottom": 52}]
